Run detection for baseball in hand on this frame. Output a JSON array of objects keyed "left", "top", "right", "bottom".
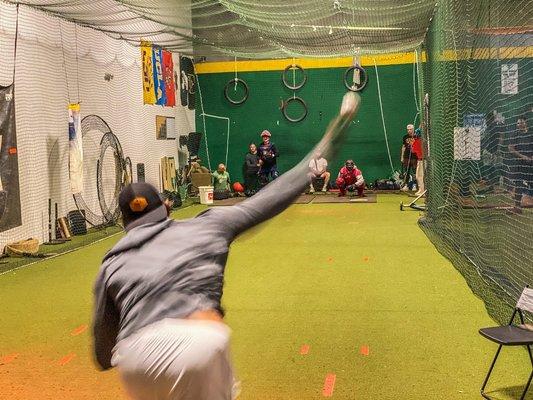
[{"left": 340, "top": 92, "right": 360, "bottom": 117}]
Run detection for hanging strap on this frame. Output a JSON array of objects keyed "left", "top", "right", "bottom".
[
  {"left": 74, "top": 23, "right": 80, "bottom": 103},
  {"left": 12, "top": 4, "right": 20, "bottom": 81},
  {"left": 234, "top": 56, "right": 238, "bottom": 90},
  {"left": 58, "top": 20, "right": 71, "bottom": 103}
]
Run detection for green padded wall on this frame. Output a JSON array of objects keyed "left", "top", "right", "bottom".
[{"left": 196, "top": 63, "right": 419, "bottom": 184}]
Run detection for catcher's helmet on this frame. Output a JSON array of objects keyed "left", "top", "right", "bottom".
[{"left": 345, "top": 160, "right": 355, "bottom": 170}]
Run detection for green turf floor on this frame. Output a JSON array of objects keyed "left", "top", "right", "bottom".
[{"left": 0, "top": 194, "right": 531, "bottom": 399}]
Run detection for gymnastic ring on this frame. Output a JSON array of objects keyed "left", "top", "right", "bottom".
[
  {"left": 282, "top": 96, "right": 308, "bottom": 123},
  {"left": 224, "top": 78, "right": 249, "bottom": 105},
  {"left": 344, "top": 65, "right": 368, "bottom": 92},
  {"left": 282, "top": 64, "right": 307, "bottom": 90}
]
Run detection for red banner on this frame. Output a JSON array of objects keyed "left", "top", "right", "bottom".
[{"left": 162, "top": 50, "right": 176, "bottom": 107}]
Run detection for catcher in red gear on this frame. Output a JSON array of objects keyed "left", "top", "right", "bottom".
[{"left": 336, "top": 160, "right": 365, "bottom": 197}]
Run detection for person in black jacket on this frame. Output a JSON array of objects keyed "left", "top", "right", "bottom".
[{"left": 244, "top": 143, "right": 261, "bottom": 196}]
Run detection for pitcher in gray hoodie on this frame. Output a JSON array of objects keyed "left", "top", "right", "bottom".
[{"left": 92, "top": 92, "right": 361, "bottom": 400}]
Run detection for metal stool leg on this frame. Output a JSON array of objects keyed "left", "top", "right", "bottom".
[
  {"left": 481, "top": 345, "right": 503, "bottom": 399},
  {"left": 520, "top": 370, "right": 533, "bottom": 400},
  {"left": 521, "top": 346, "right": 533, "bottom": 400}
]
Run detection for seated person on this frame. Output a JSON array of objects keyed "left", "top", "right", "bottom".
[
  {"left": 308, "top": 151, "right": 330, "bottom": 192},
  {"left": 211, "top": 163, "right": 231, "bottom": 200},
  {"left": 336, "top": 160, "right": 365, "bottom": 197}
]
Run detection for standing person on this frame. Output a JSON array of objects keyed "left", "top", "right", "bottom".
[
  {"left": 400, "top": 124, "right": 418, "bottom": 191},
  {"left": 308, "top": 151, "right": 330, "bottom": 192},
  {"left": 212, "top": 163, "right": 231, "bottom": 200},
  {"left": 412, "top": 125, "right": 425, "bottom": 196},
  {"left": 504, "top": 113, "right": 533, "bottom": 208},
  {"left": 258, "top": 130, "right": 279, "bottom": 185},
  {"left": 336, "top": 160, "right": 365, "bottom": 197},
  {"left": 92, "top": 92, "right": 361, "bottom": 400},
  {"left": 244, "top": 143, "right": 261, "bottom": 196},
  {"left": 479, "top": 110, "right": 505, "bottom": 193}
]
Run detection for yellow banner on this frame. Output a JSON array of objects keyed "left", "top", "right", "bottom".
[{"left": 141, "top": 41, "right": 156, "bottom": 104}]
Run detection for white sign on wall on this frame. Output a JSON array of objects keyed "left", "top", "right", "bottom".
[
  {"left": 501, "top": 64, "right": 518, "bottom": 95},
  {"left": 454, "top": 127, "right": 481, "bottom": 160}
]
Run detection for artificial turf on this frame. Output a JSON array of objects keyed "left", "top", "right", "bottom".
[{"left": 0, "top": 194, "right": 530, "bottom": 399}]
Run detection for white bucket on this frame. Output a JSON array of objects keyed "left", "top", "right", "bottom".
[{"left": 199, "top": 186, "right": 214, "bottom": 205}]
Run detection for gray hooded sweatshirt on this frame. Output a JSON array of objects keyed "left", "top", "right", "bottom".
[{"left": 92, "top": 98, "right": 357, "bottom": 370}]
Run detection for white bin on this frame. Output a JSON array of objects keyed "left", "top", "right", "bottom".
[{"left": 199, "top": 186, "right": 214, "bottom": 205}]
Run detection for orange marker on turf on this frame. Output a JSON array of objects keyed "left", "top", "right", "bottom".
[
  {"left": 70, "top": 324, "right": 88, "bottom": 336},
  {"left": 0, "top": 353, "right": 19, "bottom": 365},
  {"left": 322, "top": 373, "right": 336, "bottom": 397},
  {"left": 58, "top": 353, "right": 76, "bottom": 366}
]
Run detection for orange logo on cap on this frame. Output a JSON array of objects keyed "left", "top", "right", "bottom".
[{"left": 129, "top": 197, "right": 148, "bottom": 212}]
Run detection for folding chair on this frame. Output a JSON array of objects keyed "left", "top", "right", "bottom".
[{"left": 479, "top": 286, "right": 533, "bottom": 400}]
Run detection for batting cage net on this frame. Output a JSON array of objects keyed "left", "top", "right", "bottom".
[
  {"left": 0, "top": 2, "right": 193, "bottom": 273},
  {"left": 421, "top": 0, "right": 532, "bottom": 323},
  {"left": 1, "top": 0, "right": 437, "bottom": 58},
  {"left": 0, "top": 0, "right": 531, "bottom": 321}
]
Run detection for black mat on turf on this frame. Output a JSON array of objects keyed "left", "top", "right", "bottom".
[
  {"left": 211, "top": 197, "right": 246, "bottom": 206},
  {"left": 294, "top": 194, "right": 315, "bottom": 204},
  {"left": 311, "top": 193, "right": 377, "bottom": 203},
  {"left": 212, "top": 194, "right": 316, "bottom": 206}
]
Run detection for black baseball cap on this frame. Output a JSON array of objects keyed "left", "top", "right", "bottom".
[{"left": 119, "top": 183, "right": 168, "bottom": 231}]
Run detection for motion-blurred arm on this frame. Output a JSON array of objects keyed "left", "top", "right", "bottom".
[{"left": 204, "top": 93, "right": 360, "bottom": 238}]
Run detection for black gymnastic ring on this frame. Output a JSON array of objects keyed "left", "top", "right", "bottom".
[
  {"left": 282, "top": 96, "right": 308, "bottom": 123},
  {"left": 224, "top": 78, "right": 249, "bottom": 105},
  {"left": 282, "top": 64, "right": 307, "bottom": 90},
  {"left": 344, "top": 65, "right": 368, "bottom": 92}
]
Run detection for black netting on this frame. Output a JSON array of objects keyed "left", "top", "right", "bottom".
[{"left": 74, "top": 115, "right": 124, "bottom": 227}]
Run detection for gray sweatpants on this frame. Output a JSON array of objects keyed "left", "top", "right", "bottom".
[{"left": 112, "top": 319, "right": 238, "bottom": 400}]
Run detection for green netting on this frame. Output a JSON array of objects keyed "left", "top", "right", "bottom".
[
  {"left": 421, "top": 0, "right": 532, "bottom": 322},
  {"left": 3, "top": 0, "right": 437, "bottom": 57}
]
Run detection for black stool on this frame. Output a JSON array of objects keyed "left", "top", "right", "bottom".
[{"left": 312, "top": 177, "right": 325, "bottom": 191}]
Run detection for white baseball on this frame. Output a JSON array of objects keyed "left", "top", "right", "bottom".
[{"left": 340, "top": 92, "right": 360, "bottom": 117}]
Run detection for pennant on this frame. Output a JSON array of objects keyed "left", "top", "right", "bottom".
[
  {"left": 162, "top": 50, "right": 176, "bottom": 107},
  {"left": 141, "top": 41, "right": 156, "bottom": 105},
  {"left": 152, "top": 46, "right": 166, "bottom": 106}
]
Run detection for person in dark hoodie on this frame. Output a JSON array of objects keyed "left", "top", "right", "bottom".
[
  {"left": 92, "top": 92, "right": 361, "bottom": 400},
  {"left": 244, "top": 143, "right": 261, "bottom": 195}
]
